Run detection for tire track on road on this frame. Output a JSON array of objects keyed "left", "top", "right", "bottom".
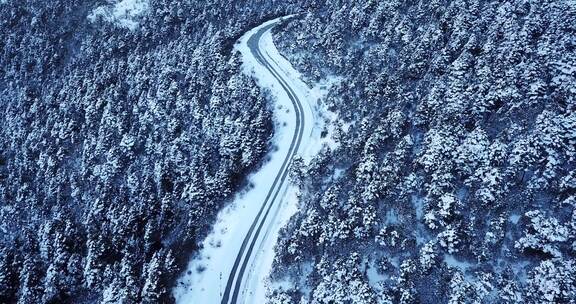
[{"left": 221, "top": 20, "right": 305, "bottom": 304}]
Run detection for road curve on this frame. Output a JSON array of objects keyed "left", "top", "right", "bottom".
[{"left": 221, "top": 19, "right": 306, "bottom": 304}]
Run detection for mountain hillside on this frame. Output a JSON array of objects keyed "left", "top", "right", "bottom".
[
  {"left": 1, "top": 0, "right": 575, "bottom": 303},
  {"left": 0, "top": 1, "right": 308, "bottom": 302},
  {"left": 269, "top": 1, "right": 576, "bottom": 303}
]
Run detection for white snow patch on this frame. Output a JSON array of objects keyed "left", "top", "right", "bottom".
[
  {"left": 87, "top": 0, "right": 149, "bottom": 30},
  {"left": 412, "top": 194, "right": 425, "bottom": 220},
  {"left": 444, "top": 254, "right": 474, "bottom": 272},
  {"left": 366, "top": 260, "right": 387, "bottom": 290},
  {"left": 384, "top": 209, "right": 399, "bottom": 225},
  {"left": 333, "top": 167, "right": 345, "bottom": 179},
  {"left": 509, "top": 213, "right": 521, "bottom": 224}
]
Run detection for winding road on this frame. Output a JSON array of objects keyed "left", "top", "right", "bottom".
[
  {"left": 221, "top": 20, "right": 306, "bottom": 304},
  {"left": 175, "top": 16, "right": 315, "bottom": 304}
]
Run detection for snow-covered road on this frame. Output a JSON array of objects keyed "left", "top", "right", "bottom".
[{"left": 173, "top": 16, "right": 326, "bottom": 304}]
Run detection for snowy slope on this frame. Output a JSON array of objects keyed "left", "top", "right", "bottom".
[{"left": 87, "top": 0, "right": 149, "bottom": 30}]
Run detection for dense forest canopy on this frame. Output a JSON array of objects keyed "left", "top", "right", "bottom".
[
  {"left": 269, "top": 0, "right": 576, "bottom": 303},
  {"left": 1, "top": 0, "right": 575, "bottom": 303},
  {"left": 0, "top": 0, "right": 309, "bottom": 302}
]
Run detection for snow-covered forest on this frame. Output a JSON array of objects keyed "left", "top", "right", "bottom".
[
  {"left": 269, "top": 0, "right": 576, "bottom": 303},
  {"left": 0, "top": 0, "right": 309, "bottom": 302},
  {"left": 1, "top": 0, "right": 575, "bottom": 303}
]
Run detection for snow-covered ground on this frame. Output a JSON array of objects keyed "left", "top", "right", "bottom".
[
  {"left": 173, "top": 16, "right": 340, "bottom": 304},
  {"left": 87, "top": 0, "right": 149, "bottom": 30}
]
